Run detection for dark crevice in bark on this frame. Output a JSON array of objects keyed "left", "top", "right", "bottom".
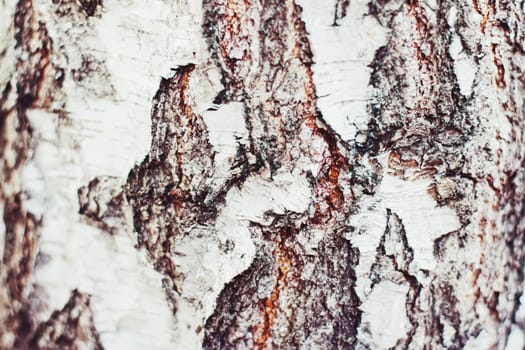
[
  {"left": 368, "top": 209, "right": 422, "bottom": 349},
  {"left": 203, "top": 232, "right": 276, "bottom": 349},
  {"left": 126, "top": 64, "right": 216, "bottom": 251},
  {"left": 366, "top": 3, "right": 468, "bottom": 165},
  {"left": 14, "top": 0, "right": 51, "bottom": 107},
  {"left": 370, "top": 209, "right": 414, "bottom": 286}
]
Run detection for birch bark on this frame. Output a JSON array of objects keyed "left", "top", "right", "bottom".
[{"left": 0, "top": 0, "right": 524, "bottom": 349}]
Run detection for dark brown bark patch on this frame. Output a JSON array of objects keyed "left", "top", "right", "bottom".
[
  {"left": 201, "top": 0, "right": 378, "bottom": 347},
  {"left": 125, "top": 64, "right": 216, "bottom": 303},
  {"left": 29, "top": 290, "right": 103, "bottom": 350},
  {"left": 77, "top": 0, "right": 102, "bottom": 16},
  {"left": 14, "top": 0, "right": 51, "bottom": 107},
  {"left": 1, "top": 1, "right": 102, "bottom": 347},
  {"left": 204, "top": 221, "right": 361, "bottom": 349}
]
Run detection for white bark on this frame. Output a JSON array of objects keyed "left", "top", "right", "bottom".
[{"left": 1, "top": 0, "right": 524, "bottom": 349}]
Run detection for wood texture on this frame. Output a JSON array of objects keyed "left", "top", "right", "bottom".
[{"left": 0, "top": 0, "right": 524, "bottom": 349}]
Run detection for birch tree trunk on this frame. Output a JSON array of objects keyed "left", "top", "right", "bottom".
[{"left": 1, "top": 0, "right": 525, "bottom": 349}]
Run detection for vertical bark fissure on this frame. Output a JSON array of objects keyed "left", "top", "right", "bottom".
[
  {"left": 1, "top": 0, "right": 102, "bottom": 347},
  {"left": 201, "top": 0, "right": 378, "bottom": 348},
  {"left": 362, "top": 0, "right": 525, "bottom": 347}
]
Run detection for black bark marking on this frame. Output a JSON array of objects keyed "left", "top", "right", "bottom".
[
  {"left": 333, "top": 0, "right": 350, "bottom": 26},
  {"left": 77, "top": 0, "right": 102, "bottom": 16}
]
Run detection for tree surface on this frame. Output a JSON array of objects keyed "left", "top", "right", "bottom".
[{"left": 1, "top": 0, "right": 525, "bottom": 349}]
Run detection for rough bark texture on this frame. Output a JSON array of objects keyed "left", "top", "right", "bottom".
[
  {"left": 0, "top": 0, "right": 102, "bottom": 348},
  {"left": 1, "top": 0, "right": 525, "bottom": 349}
]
